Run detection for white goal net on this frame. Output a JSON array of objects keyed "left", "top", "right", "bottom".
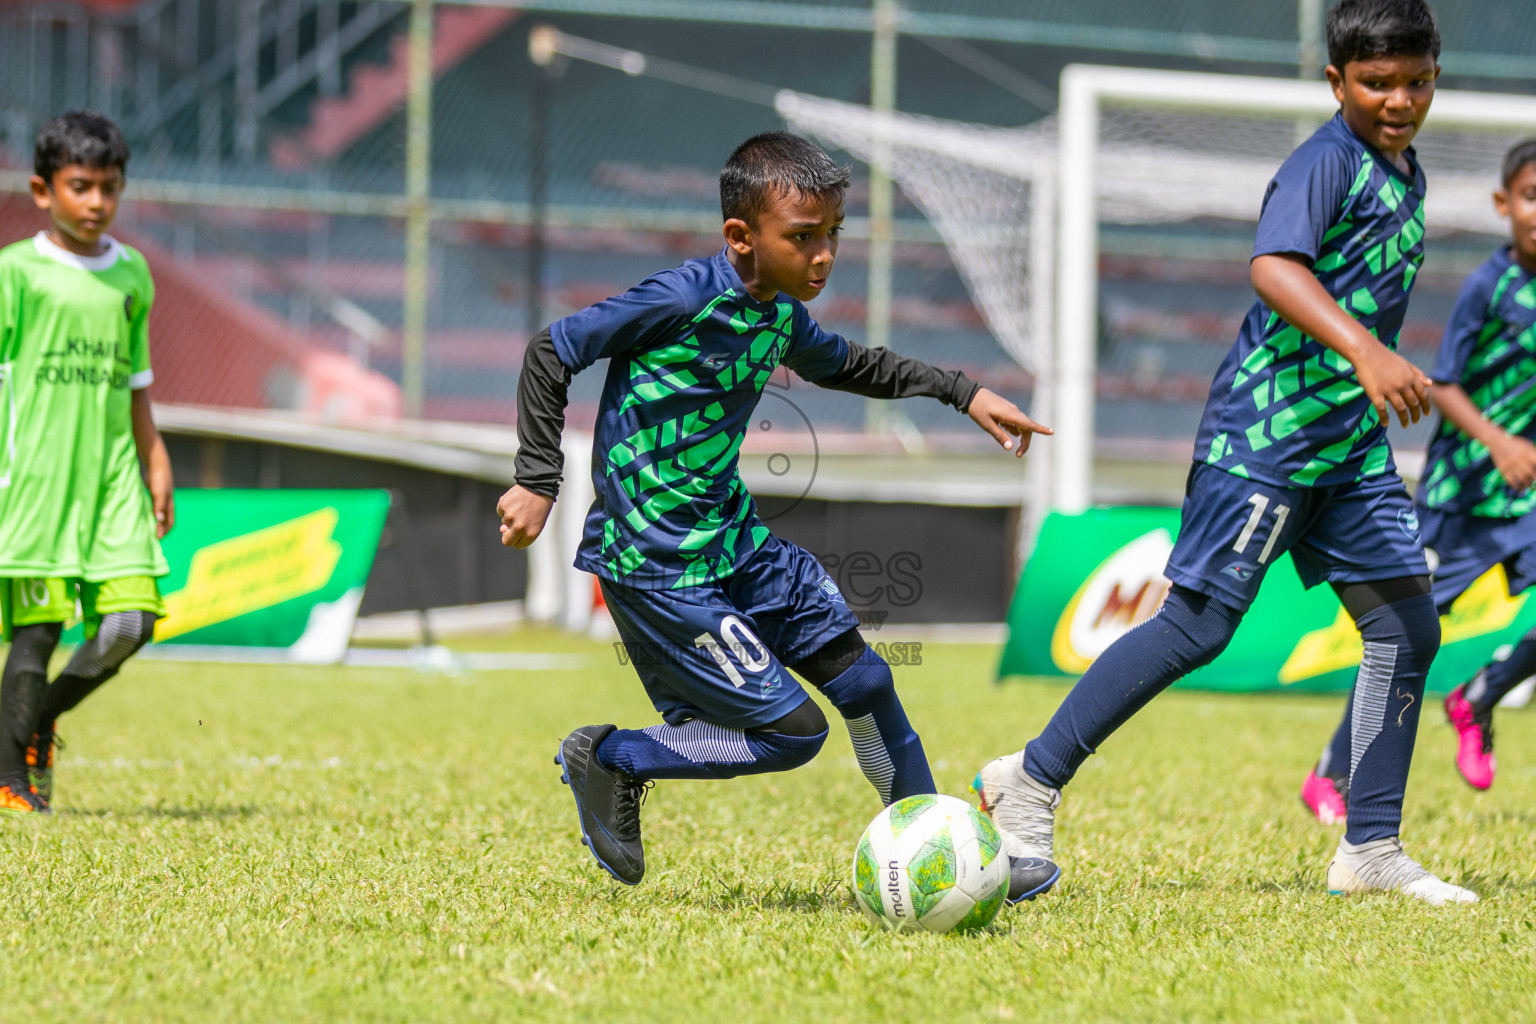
[{"left": 778, "top": 66, "right": 1536, "bottom": 519}]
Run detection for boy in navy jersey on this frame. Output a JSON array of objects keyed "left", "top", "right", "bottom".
[
  {"left": 497, "top": 132, "right": 1052, "bottom": 891},
  {"left": 973, "top": 0, "right": 1478, "bottom": 904},
  {"left": 1302, "top": 138, "right": 1536, "bottom": 808}
]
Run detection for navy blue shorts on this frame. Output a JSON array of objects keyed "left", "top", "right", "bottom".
[
  {"left": 1419, "top": 506, "right": 1536, "bottom": 615},
  {"left": 599, "top": 536, "right": 861, "bottom": 730},
  {"left": 1165, "top": 463, "right": 1429, "bottom": 612}
]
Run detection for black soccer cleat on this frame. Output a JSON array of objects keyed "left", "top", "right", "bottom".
[
  {"left": 554, "top": 724, "right": 651, "bottom": 885},
  {"left": 1006, "top": 856, "right": 1060, "bottom": 903},
  {"left": 27, "top": 728, "right": 60, "bottom": 806},
  {"left": 0, "top": 770, "right": 48, "bottom": 815}
]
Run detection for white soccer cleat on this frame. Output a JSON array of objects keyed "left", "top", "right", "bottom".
[
  {"left": 1327, "top": 837, "right": 1479, "bottom": 906},
  {"left": 972, "top": 754, "right": 1063, "bottom": 902},
  {"left": 972, "top": 753, "right": 1060, "bottom": 859}
]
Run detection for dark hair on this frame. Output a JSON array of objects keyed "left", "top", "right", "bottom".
[
  {"left": 720, "top": 131, "right": 850, "bottom": 225},
  {"left": 34, "top": 111, "right": 130, "bottom": 182},
  {"left": 1502, "top": 138, "right": 1536, "bottom": 189},
  {"left": 1326, "top": 0, "right": 1440, "bottom": 69}
]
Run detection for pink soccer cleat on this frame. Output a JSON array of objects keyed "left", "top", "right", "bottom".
[
  {"left": 1300, "top": 770, "right": 1348, "bottom": 825},
  {"left": 1445, "top": 684, "right": 1496, "bottom": 790}
]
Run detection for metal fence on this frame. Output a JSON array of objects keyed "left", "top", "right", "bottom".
[{"left": 1, "top": 1, "right": 1530, "bottom": 448}]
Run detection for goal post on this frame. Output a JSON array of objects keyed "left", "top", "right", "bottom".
[{"left": 1054, "top": 64, "right": 1536, "bottom": 514}]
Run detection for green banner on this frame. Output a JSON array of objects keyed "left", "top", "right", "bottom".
[
  {"left": 67, "top": 489, "right": 390, "bottom": 660},
  {"left": 998, "top": 507, "right": 1536, "bottom": 693}
]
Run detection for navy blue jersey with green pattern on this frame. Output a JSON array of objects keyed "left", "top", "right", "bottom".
[
  {"left": 1194, "top": 113, "right": 1427, "bottom": 488},
  {"left": 1417, "top": 248, "right": 1536, "bottom": 518},
  {"left": 551, "top": 248, "right": 848, "bottom": 589}
]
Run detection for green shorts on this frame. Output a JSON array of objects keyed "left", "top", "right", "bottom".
[{"left": 0, "top": 576, "right": 164, "bottom": 641}]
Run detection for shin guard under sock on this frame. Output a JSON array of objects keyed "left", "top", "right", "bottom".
[
  {"left": 816, "top": 647, "right": 934, "bottom": 803},
  {"left": 1343, "top": 593, "right": 1440, "bottom": 845},
  {"left": 595, "top": 718, "right": 826, "bottom": 780},
  {"left": 1023, "top": 585, "right": 1241, "bottom": 790}
]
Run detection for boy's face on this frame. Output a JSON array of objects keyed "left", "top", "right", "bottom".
[
  {"left": 724, "top": 188, "right": 843, "bottom": 303},
  {"left": 1325, "top": 54, "right": 1439, "bottom": 157},
  {"left": 30, "top": 163, "right": 124, "bottom": 254},
  {"left": 1495, "top": 161, "right": 1536, "bottom": 270}
]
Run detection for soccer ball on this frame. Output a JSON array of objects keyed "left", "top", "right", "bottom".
[{"left": 851, "top": 793, "right": 1009, "bottom": 933}]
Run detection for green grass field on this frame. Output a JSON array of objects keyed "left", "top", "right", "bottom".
[{"left": 4, "top": 630, "right": 1534, "bottom": 1023}]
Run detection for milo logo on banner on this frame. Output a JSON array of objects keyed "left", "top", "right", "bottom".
[
  {"left": 999, "top": 507, "right": 1536, "bottom": 694},
  {"left": 1048, "top": 529, "right": 1173, "bottom": 673}
]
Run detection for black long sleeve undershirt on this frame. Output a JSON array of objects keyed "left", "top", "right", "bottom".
[
  {"left": 511, "top": 332, "right": 982, "bottom": 498},
  {"left": 816, "top": 340, "right": 981, "bottom": 412},
  {"left": 512, "top": 327, "right": 570, "bottom": 500}
]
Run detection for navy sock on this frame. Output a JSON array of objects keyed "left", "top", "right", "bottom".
[
  {"left": 1343, "top": 593, "right": 1439, "bottom": 846},
  {"left": 1023, "top": 586, "right": 1240, "bottom": 790},
  {"left": 1318, "top": 697, "right": 1353, "bottom": 780},
  {"left": 1467, "top": 626, "right": 1536, "bottom": 709},
  {"left": 817, "top": 647, "right": 934, "bottom": 803},
  {"left": 595, "top": 718, "right": 826, "bottom": 780}
]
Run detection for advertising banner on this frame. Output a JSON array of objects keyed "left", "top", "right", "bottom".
[
  {"left": 67, "top": 489, "right": 390, "bottom": 662},
  {"left": 999, "top": 507, "right": 1536, "bottom": 693}
]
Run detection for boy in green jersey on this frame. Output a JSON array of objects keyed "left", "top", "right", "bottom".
[{"left": 0, "top": 112, "right": 174, "bottom": 812}]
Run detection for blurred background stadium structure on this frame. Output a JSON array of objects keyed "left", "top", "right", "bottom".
[{"left": 4, "top": 0, "right": 1536, "bottom": 625}]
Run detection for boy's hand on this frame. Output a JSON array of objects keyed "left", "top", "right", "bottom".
[
  {"left": 1251, "top": 255, "right": 1431, "bottom": 428},
  {"left": 1353, "top": 346, "right": 1432, "bottom": 428},
  {"left": 1489, "top": 433, "right": 1536, "bottom": 493},
  {"left": 148, "top": 460, "right": 174, "bottom": 538},
  {"left": 967, "top": 388, "right": 1052, "bottom": 458},
  {"left": 497, "top": 485, "right": 555, "bottom": 548}
]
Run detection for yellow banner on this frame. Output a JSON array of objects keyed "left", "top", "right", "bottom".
[
  {"left": 155, "top": 508, "right": 343, "bottom": 641},
  {"left": 1278, "top": 566, "right": 1527, "bottom": 683}
]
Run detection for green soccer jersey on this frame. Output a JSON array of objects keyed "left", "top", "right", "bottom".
[
  {"left": 0, "top": 232, "right": 167, "bottom": 580},
  {"left": 1418, "top": 248, "right": 1536, "bottom": 517},
  {"left": 1194, "top": 114, "right": 1427, "bottom": 488}
]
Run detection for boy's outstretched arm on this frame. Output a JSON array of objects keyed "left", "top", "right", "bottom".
[
  {"left": 813, "top": 341, "right": 1051, "bottom": 457},
  {"left": 1429, "top": 381, "right": 1536, "bottom": 491},
  {"left": 130, "top": 389, "right": 174, "bottom": 538},
  {"left": 1251, "top": 253, "right": 1432, "bottom": 427},
  {"left": 499, "top": 326, "right": 566, "bottom": 548}
]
